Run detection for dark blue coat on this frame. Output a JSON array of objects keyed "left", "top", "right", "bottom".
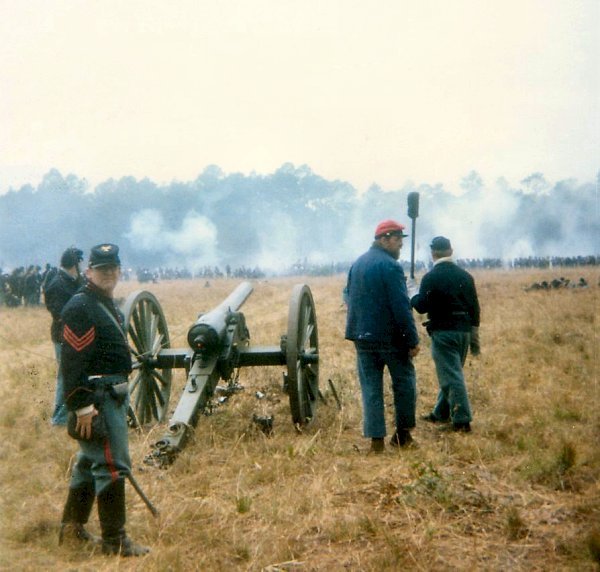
[
  {"left": 44, "top": 269, "right": 82, "bottom": 343},
  {"left": 61, "top": 284, "right": 132, "bottom": 411},
  {"left": 411, "top": 260, "right": 480, "bottom": 332},
  {"left": 345, "top": 244, "right": 419, "bottom": 349}
]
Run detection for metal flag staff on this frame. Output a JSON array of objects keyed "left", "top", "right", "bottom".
[{"left": 407, "top": 192, "right": 420, "bottom": 279}]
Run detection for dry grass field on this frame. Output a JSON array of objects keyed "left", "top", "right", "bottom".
[{"left": 0, "top": 269, "right": 598, "bottom": 571}]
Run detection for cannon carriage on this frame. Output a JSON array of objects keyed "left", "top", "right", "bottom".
[{"left": 120, "top": 281, "right": 320, "bottom": 465}]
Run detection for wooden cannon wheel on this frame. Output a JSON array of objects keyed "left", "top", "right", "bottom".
[
  {"left": 286, "top": 284, "right": 320, "bottom": 426},
  {"left": 121, "top": 290, "right": 172, "bottom": 426}
]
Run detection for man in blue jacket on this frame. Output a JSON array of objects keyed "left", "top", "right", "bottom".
[{"left": 345, "top": 220, "right": 420, "bottom": 452}]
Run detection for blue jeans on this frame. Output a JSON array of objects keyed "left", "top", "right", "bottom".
[
  {"left": 355, "top": 342, "right": 416, "bottom": 438},
  {"left": 51, "top": 342, "right": 67, "bottom": 426},
  {"left": 431, "top": 331, "right": 472, "bottom": 424}
]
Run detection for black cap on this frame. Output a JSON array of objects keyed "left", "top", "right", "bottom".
[
  {"left": 430, "top": 236, "right": 452, "bottom": 251},
  {"left": 88, "top": 244, "right": 121, "bottom": 268},
  {"left": 60, "top": 247, "right": 84, "bottom": 268}
]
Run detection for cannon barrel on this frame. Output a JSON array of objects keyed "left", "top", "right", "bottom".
[{"left": 186, "top": 281, "right": 253, "bottom": 353}]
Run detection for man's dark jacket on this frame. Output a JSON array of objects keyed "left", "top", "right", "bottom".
[
  {"left": 345, "top": 244, "right": 419, "bottom": 349},
  {"left": 60, "top": 284, "right": 132, "bottom": 411},
  {"left": 44, "top": 269, "right": 82, "bottom": 342},
  {"left": 411, "top": 259, "right": 480, "bottom": 332}
]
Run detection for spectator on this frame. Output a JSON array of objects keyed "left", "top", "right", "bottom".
[{"left": 345, "top": 219, "right": 420, "bottom": 453}]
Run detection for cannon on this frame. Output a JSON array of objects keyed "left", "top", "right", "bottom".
[{"left": 120, "top": 282, "right": 319, "bottom": 465}]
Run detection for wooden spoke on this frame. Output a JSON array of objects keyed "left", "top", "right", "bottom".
[
  {"left": 121, "top": 290, "right": 172, "bottom": 426},
  {"left": 286, "top": 284, "right": 319, "bottom": 425}
]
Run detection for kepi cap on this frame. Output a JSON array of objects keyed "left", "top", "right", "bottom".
[
  {"left": 430, "top": 236, "right": 452, "bottom": 251},
  {"left": 374, "top": 219, "right": 408, "bottom": 239},
  {"left": 89, "top": 244, "right": 121, "bottom": 268},
  {"left": 61, "top": 246, "right": 84, "bottom": 268}
]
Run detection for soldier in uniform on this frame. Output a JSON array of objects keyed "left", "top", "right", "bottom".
[
  {"left": 58, "top": 244, "right": 149, "bottom": 557},
  {"left": 44, "top": 247, "right": 84, "bottom": 425},
  {"left": 23, "top": 265, "right": 41, "bottom": 305}
]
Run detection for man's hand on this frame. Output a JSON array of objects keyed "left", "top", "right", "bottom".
[
  {"left": 470, "top": 327, "right": 481, "bottom": 356},
  {"left": 76, "top": 408, "right": 99, "bottom": 439},
  {"left": 409, "top": 345, "right": 420, "bottom": 358},
  {"left": 406, "top": 278, "right": 419, "bottom": 299}
]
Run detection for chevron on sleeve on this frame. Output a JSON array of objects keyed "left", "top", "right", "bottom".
[{"left": 63, "top": 325, "right": 96, "bottom": 351}]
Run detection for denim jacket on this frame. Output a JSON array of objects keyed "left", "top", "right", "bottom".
[{"left": 345, "top": 244, "right": 419, "bottom": 349}]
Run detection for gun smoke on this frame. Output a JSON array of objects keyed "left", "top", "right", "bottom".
[{"left": 0, "top": 165, "right": 597, "bottom": 272}]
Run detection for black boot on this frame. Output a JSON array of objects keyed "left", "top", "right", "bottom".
[
  {"left": 390, "top": 429, "right": 416, "bottom": 448},
  {"left": 370, "top": 437, "right": 385, "bottom": 453},
  {"left": 58, "top": 483, "right": 100, "bottom": 545},
  {"left": 98, "top": 478, "right": 150, "bottom": 557},
  {"left": 452, "top": 422, "right": 472, "bottom": 433}
]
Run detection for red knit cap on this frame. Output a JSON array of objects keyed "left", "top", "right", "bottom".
[{"left": 374, "top": 219, "right": 408, "bottom": 239}]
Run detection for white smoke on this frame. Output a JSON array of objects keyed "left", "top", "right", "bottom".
[
  {"left": 126, "top": 209, "right": 218, "bottom": 269},
  {"left": 253, "top": 211, "right": 300, "bottom": 271},
  {"left": 126, "top": 209, "right": 164, "bottom": 251},
  {"left": 504, "top": 238, "right": 535, "bottom": 260}
]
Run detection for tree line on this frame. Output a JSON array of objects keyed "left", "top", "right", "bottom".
[{"left": 0, "top": 164, "right": 597, "bottom": 271}]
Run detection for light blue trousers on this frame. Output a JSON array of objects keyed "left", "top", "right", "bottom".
[
  {"left": 69, "top": 377, "right": 131, "bottom": 495},
  {"left": 51, "top": 342, "right": 67, "bottom": 426},
  {"left": 431, "top": 330, "right": 472, "bottom": 424}
]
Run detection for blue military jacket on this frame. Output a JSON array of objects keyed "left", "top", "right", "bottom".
[
  {"left": 345, "top": 244, "right": 419, "bottom": 349},
  {"left": 61, "top": 283, "right": 132, "bottom": 411}
]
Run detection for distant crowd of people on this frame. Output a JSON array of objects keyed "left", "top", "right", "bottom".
[
  {"left": 458, "top": 255, "right": 598, "bottom": 270},
  {"left": 136, "top": 264, "right": 267, "bottom": 283},
  {"left": 0, "top": 264, "right": 47, "bottom": 307},
  {"left": 1, "top": 254, "right": 597, "bottom": 308},
  {"left": 135, "top": 254, "right": 600, "bottom": 281}
]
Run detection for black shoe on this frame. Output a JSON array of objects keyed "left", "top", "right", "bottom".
[
  {"left": 370, "top": 438, "right": 384, "bottom": 453},
  {"left": 421, "top": 413, "right": 449, "bottom": 423},
  {"left": 390, "top": 430, "right": 416, "bottom": 448},
  {"left": 102, "top": 534, "right": 150, "bottom": 557},
  {"left": 452, "top": 422, "right": 472, "bottom": 433}
]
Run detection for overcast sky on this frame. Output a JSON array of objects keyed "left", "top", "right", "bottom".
[{"left": 1, "top": 0, "right": 598, "bottom": 195}]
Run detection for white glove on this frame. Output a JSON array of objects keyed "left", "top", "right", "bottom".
[{"left": 406, "top": 278, "right": 419, "bottom": 299}]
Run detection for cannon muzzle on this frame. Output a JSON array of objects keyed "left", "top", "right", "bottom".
[
  {"left": 186, "top": 281, "right": 254, "bottom": 355},
  {"left": 188, "top": 323, "right": 221, "bottom": 353}
]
